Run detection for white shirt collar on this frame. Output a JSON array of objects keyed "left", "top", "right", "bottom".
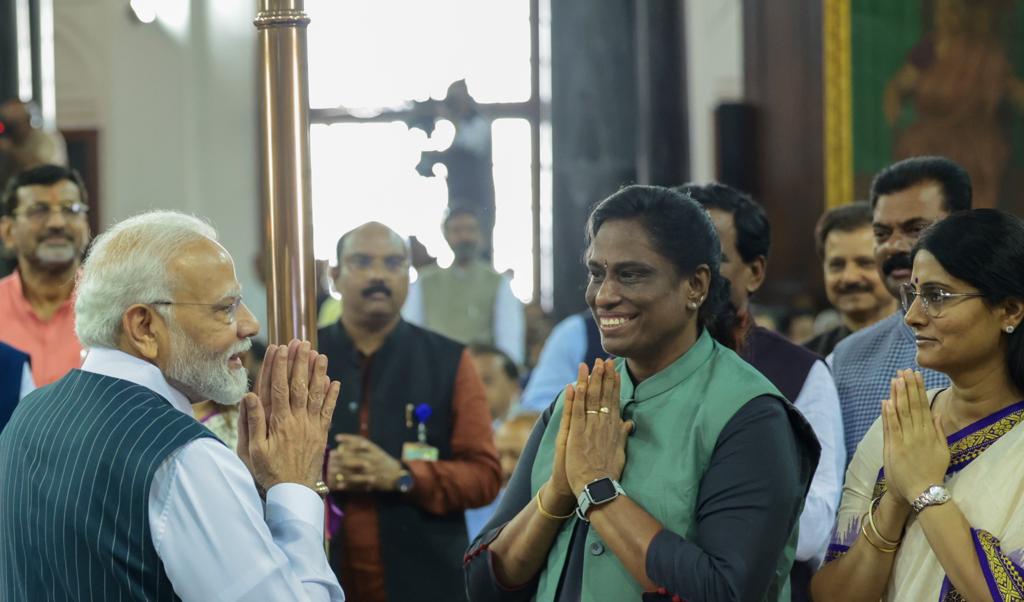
[{"left": 80, "top": 347, "right": 193, "bottom": 417}]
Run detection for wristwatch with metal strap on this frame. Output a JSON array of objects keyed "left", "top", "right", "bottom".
[{"left": 911, "top": 484, "right": 951, "bottom": 513}]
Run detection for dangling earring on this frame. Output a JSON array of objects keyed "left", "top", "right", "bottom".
[{"left": 1006, "top": 325, "right": 1016, "bottom": 334}]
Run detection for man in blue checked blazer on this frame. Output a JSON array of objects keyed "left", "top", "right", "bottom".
[{"left": 830, "top": 156, "right": 972, "bottom": 465}]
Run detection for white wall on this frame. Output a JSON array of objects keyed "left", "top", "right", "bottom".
[
  {"left": 685, "top": 0, "right": 744, "bottom": 183},
  {"left": 54, "top": 0, "right": 267, "bottom": 331}
]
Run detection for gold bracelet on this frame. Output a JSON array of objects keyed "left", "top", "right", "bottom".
[
  {"left": 536, "top": 485, "right": 574, "bottom": 521},
  {"left": 867, "top": 498, "right": 901, "bottom": 547},
  {"left": 860, "top": 513, "right": 898, "bottom": 553}
]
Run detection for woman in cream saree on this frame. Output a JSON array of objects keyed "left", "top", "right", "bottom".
[
  {"left": 826, "top": 389, "right": 1024, "bottom": 600},
  {"left": 812, "top": 209, "right": 1024, "bottom": 601}
]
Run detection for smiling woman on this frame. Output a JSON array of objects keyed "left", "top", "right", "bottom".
[
  {"left": 464, "top": 185, "right": 820, "bottom": 602},
  {"left": 813, "top": 209, "right": 1024, "bottom": 602}
]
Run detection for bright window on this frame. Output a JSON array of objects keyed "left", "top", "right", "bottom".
[{"left": 306, "top": 0, "right": 546, "bottom": 303}]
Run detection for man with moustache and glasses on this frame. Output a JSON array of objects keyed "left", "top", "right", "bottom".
[
  {"left": 804, "top": 202, "right": 896, "bottom": 357},
  {"left": 0, "top": 164, "right": 90, "bottom": 386},
  {"left": 830, "top": 156, "right": 972, "bottom": 465},
  {"left": 320, "top": 222, "right": 500, "bottom": 602},
  {"left": 0, "top": 211, "right": 345, "bottom": 600}
]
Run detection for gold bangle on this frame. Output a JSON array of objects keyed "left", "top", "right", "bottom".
[
  {"left": 867, "top": 498, "right": 901, "bottom": 547},
  {"left": 536, "top": 485, "right": 574, "bottom": 521},
  {"left": 860, "top": 513, "right": 898, "bottom": 553}
]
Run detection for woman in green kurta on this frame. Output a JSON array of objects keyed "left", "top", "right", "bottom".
[{"left": 464, "top": 185, "right": 819, "bottom": 601}]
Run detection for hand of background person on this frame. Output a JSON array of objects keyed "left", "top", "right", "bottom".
[
  {"left": 881, "top": 369, "right": 950, "bottom": 504},
  {"left": 564, "top": 359, "right": 633, "bottom": 496},
  {"left": 328, "top": 434, "right": 405, "bottom": 492},
  {"left": 239, "top": 340, "right": 340, "bottom": 492}
]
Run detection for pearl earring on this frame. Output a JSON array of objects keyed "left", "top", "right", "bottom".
[
  {"left": 687, "top": 301, "right": 698, "bottom": 310},
  {"left": 1006, "top": 325, "right": 1016, "bottom": 334}
]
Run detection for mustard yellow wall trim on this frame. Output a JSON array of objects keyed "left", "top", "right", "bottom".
[{"left": 823, "top": 0, "right": 853, "bottom": 210}]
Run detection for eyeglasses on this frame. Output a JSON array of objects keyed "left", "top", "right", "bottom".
[
  {"left": 150, "top": 298, "right": 244, "bottom": 324},
  {"left": 14, "top": 202, "right": 89, "bottom": 223},
  {"left": 898, "top": 283, "right": 985, "bottom": 318}
]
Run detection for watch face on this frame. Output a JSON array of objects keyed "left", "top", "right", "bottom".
[
  {"left": 928, "top": 485, "right": 950, "bottom": 502},
  {"left": 587, "top": 478, "right": 618, "bottom": 503}
]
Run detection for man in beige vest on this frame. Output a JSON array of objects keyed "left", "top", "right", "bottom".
[{"left": 403, "top": 208, "right": 524, "bottom": 365}]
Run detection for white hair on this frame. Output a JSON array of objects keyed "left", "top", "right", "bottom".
[{"left": 75, "top": 210, "right": 218, "bottom": 349}]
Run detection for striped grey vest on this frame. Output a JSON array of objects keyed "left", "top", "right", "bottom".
[{"left": 0, "top": 369, "right": 215, "bottom": 601}]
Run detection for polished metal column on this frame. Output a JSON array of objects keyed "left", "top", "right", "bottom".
[{"left": 255, "top": 0, "right": 317, "bottom": 345}]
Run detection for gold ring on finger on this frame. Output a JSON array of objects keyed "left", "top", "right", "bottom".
[{"left": 599, "top": 407, "right": 611, "bottom": 414}]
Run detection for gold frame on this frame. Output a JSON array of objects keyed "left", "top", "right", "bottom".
[{"left": 823, "top": 0, "right": 853, "bottom": 209}]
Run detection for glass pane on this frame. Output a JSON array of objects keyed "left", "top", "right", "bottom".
[
  {"left": 307, "top": 0, "right": 531, "bottom": 109},
  {"left": 491, "top": 118, "right": 533, "bottom": 301},
  {"left": 310, "top": 122, "right": 450, "bottom": 264}
]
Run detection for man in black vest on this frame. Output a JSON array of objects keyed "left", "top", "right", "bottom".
[
  {"left": 0, "top": 211, "right": 344, "bottom": 601},
  {"left": 322, "top": 221, "right": 501, "bottom": 602},
  {"left": 683, "top": 183, "right": 845, "bottom": 601}
]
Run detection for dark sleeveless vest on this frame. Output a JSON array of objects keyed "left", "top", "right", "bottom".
[
  {"left": 319, "top": 319, "right": 468, "bottom": 602},
  {"left": 0, "top": 341, "right": 29, "bottom": 432},
  {"left": 0, "top": 369, "right": 215, "bottom": 601},
  {"left": 742, "top": 326, "right": 822, "bottom": 403}
]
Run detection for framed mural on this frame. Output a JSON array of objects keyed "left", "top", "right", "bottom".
[{"left": 825, "top": 0, "right": 1024, "bottom": 210}]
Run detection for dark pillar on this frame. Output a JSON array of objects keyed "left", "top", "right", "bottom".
[
  {"left": 550, "top": 0, "right": 689, "bottom": 319},
  {"left": 0, "top": 0, "right": 20, "bottom": 101},
  {"left": 634, "top": 0, "right": 689, "bottom": 187},
  {"left": 743, "top": 0, "right": 824, "bottom": 304},
  {"left": 0, "top": 0, "right": 44, "bottom": 104}
]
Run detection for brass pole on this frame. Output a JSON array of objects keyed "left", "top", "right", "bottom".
[{"left": 255, "top": 0, "right": 317, "bottom": 346}]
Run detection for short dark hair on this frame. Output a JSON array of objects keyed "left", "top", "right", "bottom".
[
  {"left": 869, "top": 156, "right": 972, "bottom": 212},
  {"left": 2, "top": 164, "right": 88, "bottom": 217},
  {"left": 814, "top": 201, "right": 872, "bottom": 257},
  {"left": 467, "top": 343, "right": 519, "bottom": 380},
  {"left": 913, "top": 209, "right": 1024, "bottom": 392},
  {"left": 677, "top": 183, "right": 770, "bottom": 264},
  {"left": 442, "top": 206, "right": 480, "bottom": 231},
  {"left": 587, "top": 185, "right": 739, "bottom": 349}
]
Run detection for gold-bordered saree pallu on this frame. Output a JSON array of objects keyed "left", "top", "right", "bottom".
[{"left": 826, "top": 392, "right": 1024, "bottom": 601}]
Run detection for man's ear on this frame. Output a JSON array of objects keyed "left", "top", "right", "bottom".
[
  {"left": 121, "top": 304, "right": 163, "bottom": 360},
  {"left": 747, "top": 256, "right": 767, "bottom": 295}
]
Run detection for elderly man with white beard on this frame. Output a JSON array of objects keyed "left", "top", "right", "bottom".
[
  {"left": 0, "top": 211, "right": 346, "bottom": 601},
  {"left": 0, "top": 164, "right": 92, "bottom": 386}
]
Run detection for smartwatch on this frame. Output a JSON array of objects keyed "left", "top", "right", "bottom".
[{"left": 576, "top": 477, "right": 625, "bottom": 521}]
